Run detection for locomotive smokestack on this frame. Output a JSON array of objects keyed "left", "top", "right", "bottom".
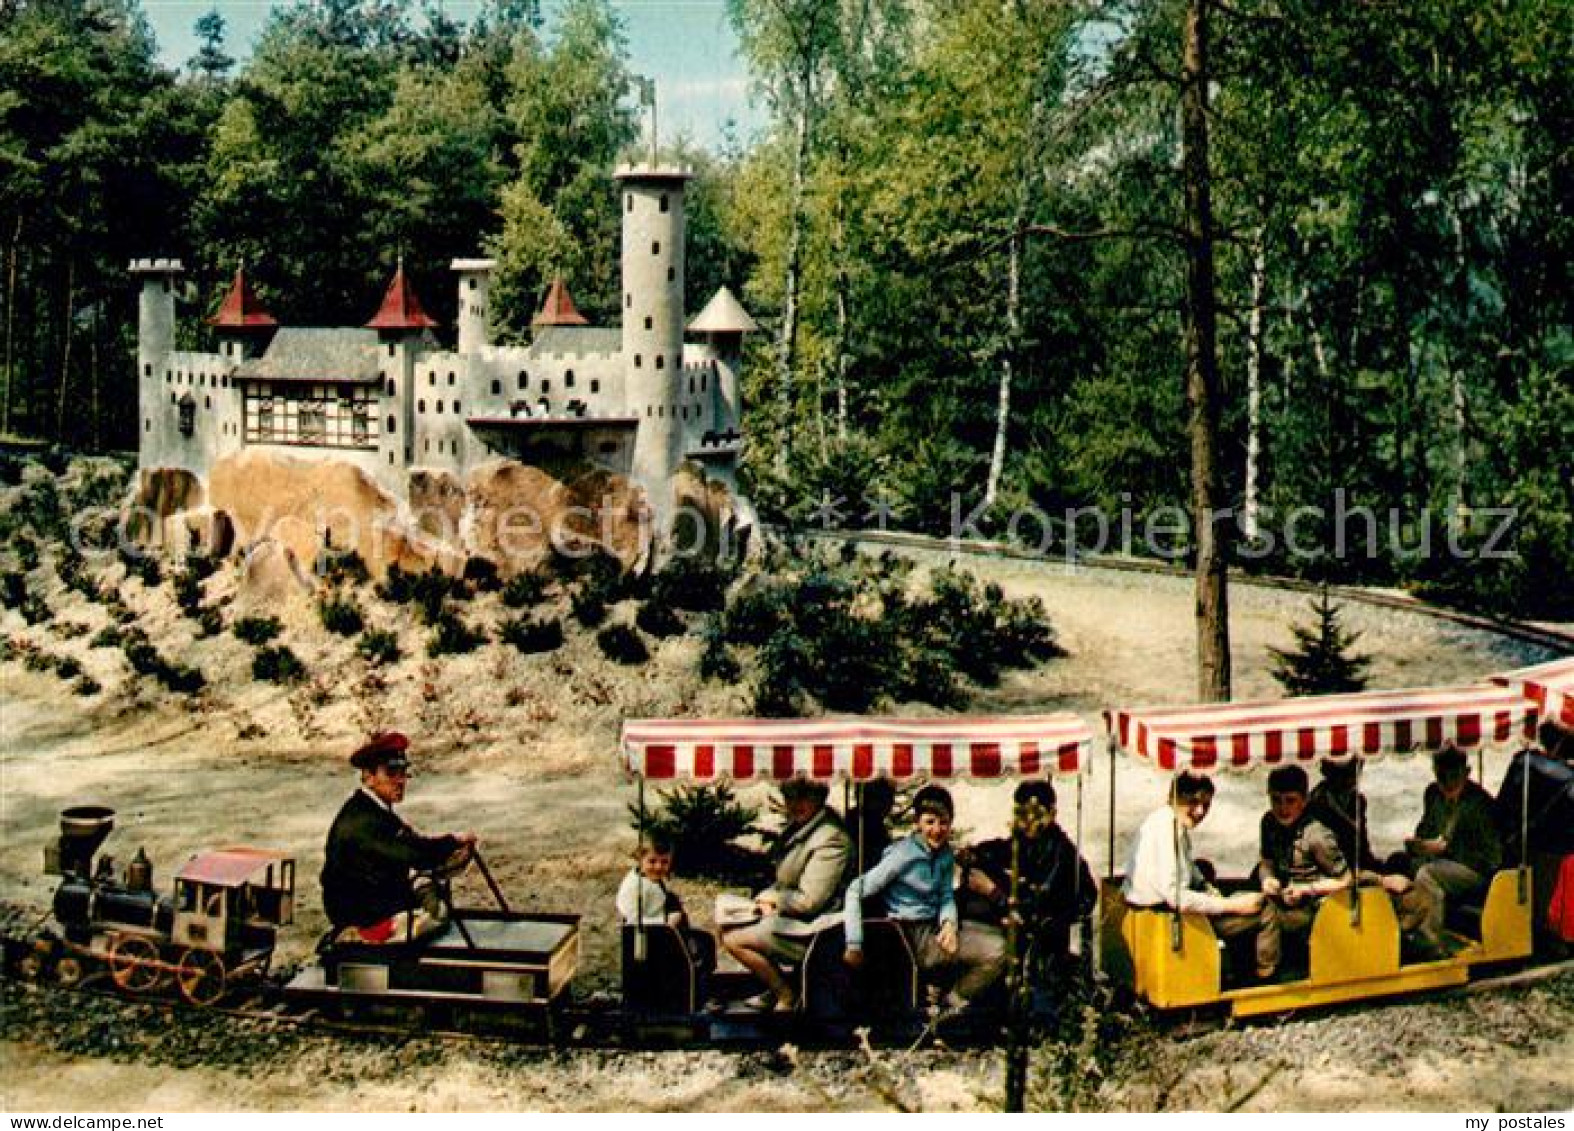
[{"left": 52, "top": 806, "right": 115, "bottom": 876}]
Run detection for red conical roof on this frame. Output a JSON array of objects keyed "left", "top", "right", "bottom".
[
  {"left": 365, "top": 260, "right": 438, "bottom": 330},
  {"left": 208, "top": 266, "right": 277, "bottom": 329},
  {"left": 532, "top": 276, "right": 590, "bottom": 327}
]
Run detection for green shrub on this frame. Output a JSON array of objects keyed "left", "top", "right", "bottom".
[
  {"left": 498, "top": 615, "right": 564, "bottom": 654},
  {"left": 19, "top": 595, "right": 49, "bottom": 625},
  {"left": 375, "top": 564, "right": 415, "bottom": 604},
  {"left": 462, "top": 556, "right": 501, "bottom": 593},
  {"left": 90, "top": 625, "right": 124, "bottom": 649},
  {"left": 571, "top": 588, "right": 607, "bottom": 628},
  {"left": 697, "top": 616, "right": 741, "bottom": 682},
  {"left": 356, "top": 627, "right": 402, "bottom": 665},
  {"left": 54, "top": 655, "right": 82, "bottom": 680},
  {"left": 195, "top": 607, "right": 223, "bottom": 637},
  {"left": 73, "top": 674, "right": 102, "bottom": 697},
  {"left": 173, "top": 568, "right": 205, "bottom": 613},
  {"left": 119, "top": 545, "right": 161, "bottom": 586},
  {"left": 596, "top": 623, "right": 649, "bottom": 665},
  {"left": 14, "top": 534, "right": 39, "bottom": 571},
  {"left": 631, "top": 783, "right": 761, "bottom": 880},
  {"left": 315, "top": 547, "right": 369, "bottom": 586},
  {"left": 723, "top": 583, "right": 790, "bottom": 645},
  {"left": 318, "top": 593, "right": 365, "bottom": 636},
  {"left": 753, "top": 628, "right": 809, "bottom": 716},
  {"left": 233, "top": 616, "right": 283, "bottom": 645},
  {"left": 123, "top": 639, "right": 163, "bottom": 676},
  {"left": 635, "top": 600, "right": 685, "bottom": 639},
  {"left": 501, "top": 570, "right": 550, "bottom": 608},
  {"left": 650, "top": 556, "right": 729, "bottom": 612},
  {"left": 157, "top": 661, "right": 206, "bottom": 694},
  {"left": 23, "top": 647, "right": 53, "bottom": 672},
  {"left": 253, "top": 645, "right": 306, "bottom": 683},
  {"left": 426, "top": 610, "right": 486, "bottom": 656},
  {"left": 1, "top": 572, "right": 27, "bottom": 610},
  {"left": 413, "top": 568, "right": 470, "bottom": 625}
]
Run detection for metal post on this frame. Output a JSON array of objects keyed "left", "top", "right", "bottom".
[
  {"left": 634, "top": 774, "right": 647, "bottom": 964},
  {"left": 1519, "top": 744, "right": 1531, "bottom": 903},
  {"left": 1349, "top": 758, "right": 1363, "bottom": 927}
]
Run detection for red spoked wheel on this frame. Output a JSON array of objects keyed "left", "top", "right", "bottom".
[
  {"left": 107, "top": 935, "right": 164, "bottom": 994},
  {"left": 175, "top": 948, "right": 227, "bottom": 1007}
]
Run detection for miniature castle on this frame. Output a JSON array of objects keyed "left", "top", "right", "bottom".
[{"left": 131, "top": 165, "right": 756, "bottom": 551}]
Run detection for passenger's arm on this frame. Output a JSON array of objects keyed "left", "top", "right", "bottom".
[
  {"left": 779, "top": 833, "right": 851, "bottom": 918},
  {"left": 844, "top": 843, "right": 907, "bottom": 952}
]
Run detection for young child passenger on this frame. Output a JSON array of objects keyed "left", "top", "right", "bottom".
[
  {"left": 617, "top": 832, "right": 714, "bottom": 971},
  {"left": 842, "top": 784, "right": 1006, "bottom": 1011}
]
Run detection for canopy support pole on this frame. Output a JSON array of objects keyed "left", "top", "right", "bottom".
[
  {"left": 1170, "top": 770, "right": 1183, "bottom": 953},
  {"left": 1520, "top": 744, "right": 1531, "bottom": 903},
  {"left": 1349, "top": 758, "right": 1363, "bottom": 927},
  {"left": 1106, "top": 736, "right": 1117, "bottom": 880},
  {"left": 634, "top": 774, "right": 647, "bottom": 963}
]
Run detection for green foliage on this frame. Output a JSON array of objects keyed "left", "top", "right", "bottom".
[
  {"left": 315, "top": 548, "right": 370, "bottom": 587},
  {"left": 90, "top": 625, "right": 125, "bottom": 649},
  {"left": 650, "top": 556, "right": 731, "bottom": 613},
  {"left": 631, "top": 783, "right": 761, "bottom": 880},
  {"left": 697, "top": 615, "right": 742, "bottom": 683},
  {"left": 13, "top": 534, "right": 40, "bottom": 571},
  {"left": 195, "top": 607, "right": 223, "bottom": 638},
  {"left": 318, "top": 593, "right": 366, "bottom": 636},
  {"left": 233, "top": 615, "right": 283, "bottom": 645},
  {"left": 123, "top": 634, "right": 205, "bottom": 693},
  {"left": 356, "top": 627, "right": 402, "bottom": 665},
  {"left": 253, "top": 645, "right": 306, "bottom": 684},
  {"left": 595, "top": 623, "right": 649, "bottom": 665},
  {"left": 498, "top": 615, "right": 563, "bottom": 654},
  {"left": 1, "top": 573, "right": 28, "bottom": 611},
  {"left": 501, "top": 570, "right": 550, "bottom": 608},
  {"left": 570, "top": 587, "right": 608, "bottom": 628},
  {"left": 462, "top": 555, "right": 502, "bottom": 593},
  {"left": 634, "top": 600, "right": 685, "bottom": 639},
  {"left": 1269, "top": 590, "right": 1372, "bottom": 697},
  {"left": 119, "top": 547, "right": 162, "bottom": 587},
  {"left": 426, "top": 610, "right": 487, "bottom": 656}
]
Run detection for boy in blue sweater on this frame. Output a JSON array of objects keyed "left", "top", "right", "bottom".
[{"left": 843, "top": 784, "right": 1006, "bottom": 1009}]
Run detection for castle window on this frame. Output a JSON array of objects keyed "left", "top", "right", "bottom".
[
  {"left": 644, "top": 316, "right": 653, "bottom": 330},
  {"left": 689, "top": 377, "right": 695, "bottom": 394},
  {"left": 352, "top": 409, "right": 369, "bottom": 444},
  {"left": 667, "top": 267, "right": 675, "bottom": 282},
  {"left": 634, "top": 354, "right": 642, "bottom": 368},
  {"left": 429, "top": 372, "right": 435, "bottom": 386},
  {"left": 222, "top": 377, "right": 229, "bottom": 388},
  {"left": 590, "top": 379, "right": 600, "bottom": 394},
  {"left": 626, "top": 194, "right": 633, "bottom": 212},
  {"left": 389, "top": 452, "right": 394, "bottom": 465},
  {"left": 599, "top": 441, "right": 618, "bottom": 455},
  {"left": 170, "top": 393, "right": 177, "bottom": 404},
  {"left": 435, "top": 400, "right": 443, "bottom": 415},
  {"left": 424, "top": 439, "right": 430, "bottom": 453},
  {"left": 163, "top": 279, "right": 171, "bottom": 293},
  {"left": 491, "top": 379, "right": 501, "bottom": 395},
  {"left": 178, "top": 399, "right": 195, "bottom": 437},
  {"left": 143, "top": 363, "right": 151, "bottom": 377},
  {"left": 385, "top": 377, "right": 394, "bottom": 396},
  {"left": 299, "top": 402, "right": 325, "bottom": 443},
  {"left": 542, "top": 379, "right": 551, "bottom": 394},
  {"left": 625, "top": 293, "right": 631, "bottom": 308},
  {"left": 646, "top": 406, "right": 651, "bottom": 417},
  {"left": 658, "top": 406, "right": 664, "bottom": 418},
  {"left": 418, "top": 399, "right": 426, "bottom": 413},
  {"left": 565, "top": 369, "right": 575, "bottom": 387},
  {"left": 454, "top": 402, "right": 461, "bottom": 414},
  {"left": 388, "top": 343, "right": 396, "bottom": 357},
  {"left": 387, "top": 415, "right": 396, "bottom": 434},
  {"left": 448, "top": 371, "right": 455, "bottom": 386},
  {"left": 655, "top": 355, "right": 665, "bottom": 370},
  {"left": 701, "top": 373, "right": 706, "bottom": 391},
  {"left": 145, "top": 419, "right": 150, "bottom": 432},
  {"left": 199, "top": 374, "right": 206, "bottom": 387},
  {"left": 468, "top": 278, "right": 477, "bottom": 291},
  {"left": 660, "top": 194, "right": 669, "bottom": 213},
  {"left": 205, "top": 396, "right": 212, "bottom": 409},
  {"left": 652, "top": 241, "right": 660, "bottom": 256}
]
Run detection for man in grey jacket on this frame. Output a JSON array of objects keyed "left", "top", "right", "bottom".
[{"left": 720, "top": 778, "right": 851, "bottom": 1012}]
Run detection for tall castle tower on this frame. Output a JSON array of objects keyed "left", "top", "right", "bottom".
[
  {"left": 616, "top": 164, "right": 690, "bottom": 525},
  {"left": 129, "top": 258, "right": 184, "bottom": 471},
  {"left": 451, "top": 258, "right": 496, "bottom": 355}
]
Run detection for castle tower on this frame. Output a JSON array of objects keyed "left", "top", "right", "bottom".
[
  {"left": 366, "top": 259, "right": 437, "bottom": 476},
  {"left": 688, "top": 286, "right": 758, "bottom": 435},
  {"left": 208, "top": 265, "right": 277, "bottom": 362},
  {"left": 615, "top": 164, "right": 691, "bottom": 523},
  {"left": 451, "top": 258, "right": 495, "bottom": 355},
  {"left": 129, "top": 258, "right": 184, "bottom": 470}
]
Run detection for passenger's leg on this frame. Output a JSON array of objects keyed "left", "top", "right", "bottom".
[
  {"left": 1212, "top": 901, "right": 1279, "bottom": 978},
  {"left": 1414, "top": 860, "right": 1484, "bottom": 945},
  {"left": 953, "top": 922, "right": 1008, "bottom": 1001},
  {"left": 720, "top": 920, "right": 792, "bottom": 1002}
]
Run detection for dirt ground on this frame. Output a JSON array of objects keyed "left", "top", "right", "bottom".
[{"left": 1, "top": 542, "right": 1569, "bottom": 1112}]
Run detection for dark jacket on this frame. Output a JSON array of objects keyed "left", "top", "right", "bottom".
[
  {"left": 1307, "top": 781, "right": 1382, "bottom": 872},
  {"left": 321, "top": 789, "right": 461, "bottom": 929},
  {"left": 1415, "top": 779, "right": 1503, "bottom": 879},
  {"left": 959, "top": 825, "right": 1097, "bottom": 957}
]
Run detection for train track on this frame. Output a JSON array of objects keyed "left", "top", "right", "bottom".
[{"left": 794, "top": 527, "right": 1574, "bottom": 655}]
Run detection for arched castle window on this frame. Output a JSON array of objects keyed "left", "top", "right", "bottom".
[
  {"left": 435, "top": 401, "right": 443, "bottom": 414},
  {"left": 655, "top": 355, "right": 665, "bottom": 370},
  {"left": 448, "top": 372, "right": 455, "bottom": 386},
  {"left": 660, "top": 194, "right": 669, "bottom": 213},
  {"left": 518, "top": 371, "right": 528, "bottom": 390},
  {"left": 428, "top": 372, "right": 435, "bottom": 386},
  {"left": 634, "top": 355, "right": 642, "bottom": 368},
  {"left": 542, "top": 379, "right": 551, "bottom": 394},
  {"left": 418, "top": 399, "right": 426, "bottom": 413},
  {"left": 652, "top": 241, "right": 660, "bottom": 256},
  {"left": 644, "top": 316, "right": 652, "bottom": 330},
  {"left": 565, "top": 370, "right": 575, "bottom": 388},
  {"left": 387, "top": 415, "right": 396, "bottom": 434},
  {"left": 626, "top": 194, "right": 633, "bottom": 212},
  {"left": 388, "top": 343, "right": 396, "bottom": 357},
  {"left": 386, "top": 378, "right": 395, "bottom": 396}
]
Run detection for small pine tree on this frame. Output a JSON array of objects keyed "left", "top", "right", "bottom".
[{"left": 1269, "top": 589, "right": 1371, "bottom": 696}]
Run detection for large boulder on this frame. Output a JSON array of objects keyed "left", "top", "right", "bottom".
[
  {"left": 127, "top": 468, "right": 204, "bottom": 547},
  {"left": 464, "top": 459, "right": 650, "bottom": 575}
]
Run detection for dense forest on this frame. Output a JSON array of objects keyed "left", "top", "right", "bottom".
[{"left": 1, "top": 0, "right": 1570, "bottom": 623}]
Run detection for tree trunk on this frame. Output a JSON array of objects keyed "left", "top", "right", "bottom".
[
  {"left": 1180, "top": 0, "right": 1231, "bottom": 702},
  {"left": 55, "top": 258, "right": 76, "bottom": 442},
  {"left": 1243, "top": 226, "right": 1267, "bottom": 541},
  {"left": 984, "top": 214, "right": 1023, "bottom": 512},
  {"left": 775, "top": 70, "right": 813, "bottom": 469},
  {"left": 1, "top": 214, "right": 20, "bottom": 436},
  {"left": 832, "top": 188, "right": 850, "bottom": 440}
]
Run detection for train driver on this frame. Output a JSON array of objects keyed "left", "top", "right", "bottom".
[{"left": 321, "top": 731, "right": 476, "bottom": 945}]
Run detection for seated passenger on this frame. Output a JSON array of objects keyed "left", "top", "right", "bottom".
[
  {"left": 719, "top": 778, "right": 851, "bottom": 1013},
  {"left": 1307, "top": 758, "right": 1383, "bottom": 875},
  {"left": 958, "top": 781, "right": 1097, "bottom": 971},
  {"left": 844, "top": 778, "right": 898, "bottom": 873},
  {"left": 1122, "top": 772, "right": 1274, "bottom": 979},
  {"left": 1405, "top": 744, "right": 1503, "bottom": 952},
  {"left": 320, "top": 732, "right": 476, "bottom": 945},
  {"left": 1256, "top": 766, "right": 1351, "bottom": 975},
  {"left": 617, "top": 832, "right": 715, "bottom": 972},
  {"left": 844, "top": 785, "right": 1006, "bottom": 1012}
]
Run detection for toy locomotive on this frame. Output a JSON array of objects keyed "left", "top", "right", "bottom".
[{"left": 16, "top": 805, "right": 295, "bottom": 1005}]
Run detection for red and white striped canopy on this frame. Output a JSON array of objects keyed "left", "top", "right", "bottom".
[
  {"left": 1492, "top": 656, "right": 1574, "bottom": 733},
  {"left": 620, "top": 715, "right": 1093, "bottom": 781},
  {"left": 1106, "top": 683, "right": 1538, "bottom": 772}
]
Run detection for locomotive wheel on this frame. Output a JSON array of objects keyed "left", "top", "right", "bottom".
[
  {"left": 175, "top": 949, "right": 226, "bottom": 1007},
  {"left": 55, "top": 956, "right": 84, "bottom": 988},
  {"left": 108, "top": 935, "right": 164, "bottom": 994}
]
